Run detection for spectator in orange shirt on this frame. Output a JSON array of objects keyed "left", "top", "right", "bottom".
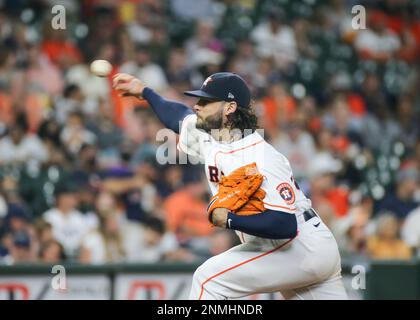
[
  {"left": 367, "top": 213, "right": 412, "bottom": 260},
  {"left": 308, "top": 152, "right": 349, "bottom": 218},
  {"left": 163, "top": 171, "right": 213, "bottom": 244},
  {"left": 261, "top": 82, "right": 296, "bottom": 135},
  {"left": 41, "top": 26, "right": 82, "bottom": 70}
]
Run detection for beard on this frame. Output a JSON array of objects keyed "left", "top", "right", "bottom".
[{"left": 196, "top": 109, "right": 224, "bottom": 134}]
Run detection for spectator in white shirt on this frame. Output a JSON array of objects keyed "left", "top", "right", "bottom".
[
  {"left": 251, "top": 7, "right": 298, "bottom": 71},
  {"left": 0, "top": 117, "right": 48, "bottom": 167},
  {"left": 79, "top": 191, "right": 127, "bottom": 264},
  {"left": 354, "top": 10, "right": 401, "bottom": 62},
  {"left": 402, "top": 206, "right": 420, "bottom": 257},
  {"left": 273, "top": 116, "right": 316, "bottom": 180},
  {"left": 126, "top": 3, "right": 153, "bottom": 45},
  {"left": 60, "top": 112, "right": 97, "bottom": 156},
  {"left": 127, "top": 216, "right": 179, "bottom": 263},
  {"left": 120, "top": 44, "right": 168, "bottom": 92},
  {"left": 79, "top": 191, "right": 178, "bottom": 264},
  {"left": 43, "top": 185, "right": 93, "bottom": 260}
]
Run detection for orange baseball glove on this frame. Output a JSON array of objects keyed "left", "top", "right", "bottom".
[{"left": 207, "top": 162, "right": 266, "bottom": 221}]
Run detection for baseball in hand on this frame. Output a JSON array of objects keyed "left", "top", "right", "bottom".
[{"left": 90, "top": 59, "right": 112, "bottom": 77}]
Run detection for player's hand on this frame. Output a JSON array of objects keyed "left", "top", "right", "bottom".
[
  {"left": 112, "top": 73, "right": 147, "bottom": 99},
  {"left": 211, "top": 208, "right": 229, "bottom": 228}
]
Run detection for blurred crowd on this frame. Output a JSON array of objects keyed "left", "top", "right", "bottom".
[{"left": 0, "top": 0, "right": 419, "bottom": 266}]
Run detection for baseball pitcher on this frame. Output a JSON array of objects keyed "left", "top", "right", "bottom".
[{"left": 113, "top": 72, "right": 348, "bottom": 300}]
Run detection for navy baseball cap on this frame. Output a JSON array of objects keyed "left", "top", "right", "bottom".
[
  {"left": 13, "top": 231, "right": 31, "bottom": 248},
  {"left": 7, "top": 204, "right": 31, "bottom": 222},
  {"left": 184, "top": 72, "right": 251, "bottom": 108}
]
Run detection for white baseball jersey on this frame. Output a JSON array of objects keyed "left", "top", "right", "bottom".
[
  {"left": 179, "top": 114, "right": 312, "bottom": 243},
  {"left": 178, "top": 114, "right": 347, "bottom": 300}
]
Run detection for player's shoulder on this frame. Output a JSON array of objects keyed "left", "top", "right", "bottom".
[
  {"left": 231, "top": 129, "right": 264, "bottom": 146},
  {"left": 224, "top": 130, "right": 286, "bottom": 159},
  {"left": 181, "top": 113, "right": 197, "bottom": 129},
  {"left": 256, "top": 137, "right": 293, "bottom": 170},
  {"left": 183, "top": 113, "right": 197, "bottom": 123},
  {"left": 259, "top": 135, "right": 288, "bottom": 158},
  {"left": 180, "top": 114, "right": 208, "bottom": 137}
]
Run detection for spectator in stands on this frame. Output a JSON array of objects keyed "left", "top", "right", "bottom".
[
  {"left": 7, "top": 230, "right": 35, "bottom": 264},
  {"left": 82, "top": 5, "right": 119, "bottom": 63},
  {"left": 367, "top": 213, "right": 412, "bottom": 260},
  {"left": 291, "top": 17, "right": 315, "bottom": 60},
  {"left": 37, "top": 118, "right": 62, "bottom": 148},
  {"left": 65, "top": 62, "right": 110, "bottom": 103},
  {"left": 54, "top": 84, "right": 86, "bottom": 125},
  {"left": 0, "top": 47, "right": 25, "bottom": 115},
  {"left": 252, "top": 57, "right": 279, "bottom": 95},
  {"left": 17, "top": 145, "right": 69, "bottom": 218},
  {"left": 0, "top": 115, "right": 48, "bottom": 168},
  {"left": 3, "top": 203, "right": 32, "bottom": 235},
  {"left": 354, "top": 10, "right": 401, "bottom": 62},
  {"left": 375, "top": 166, "right": 419, "bottom": 220},
  {"left": 79, "top": 195, "right": 126, "bottom": 264},
  {"left": 0, "top": 203, "right": 38, "bottom": 263},
  {"left": 260, "top": 81, "right": 297, "bottom": 134},
  {"left": 321, "top": 0, "right": 355, "bottom": 42},
  {"left": 69, "top": 143, "right": 99, "bottom": 190},
  {"left": 41, "top": 24, "right": 82, "bottom": 70},
  {"left": 60, "top": 112, "right": 97, "bottom": 156},
  {"left": 308, "top": 150, "right": 349, "bottom": 218},
  {"left": 339, "top": 213, "right": 369, "bottom": 257},
  {"left": 401, "top": 206, "right": 420, "bottom": 257},
  {"left": 356, "top": 72, "right": 386, "bottom": 114},
  {"left": 225, "top": 39, "right": 258, "bottom": 83},
  {"left": 185, "top": 19, "right": 224, "bottom": 68},
  {"left": 322, "top": 94, "right": 364, "bottom": 148},
  {"left": 34, "top": 219, "right": 54, "bottom": 245},
  {"left": 361, "top": 99, "right": 402, "bottom": 154},
  {"left": 120, "top": 44, "right": 168, "bottom": 92},
  {"left": 86, "top": 98, "right": 123, "bottom": 156},
  {"left": 43, "top": 184, "right": 94, "bottom": 260},
  {"left": 165, "top": 48, "right": 193, "bottom": 89},
  {"left": 25, "top": 43, "right": 64, "bottom": 96},
  {"left": 333, "top": 194, "right": 374, "bottom": 257},
  {"left": 169, "top": 0, "right": 217, "bottom": 22},
  {"left": 251, "top": 7, "right": 298, "bottom": 71},
  {"left": 396, "top": 95, "right": 419, "bottom": 150},
  {"left": 132, "top": 216, "right": 180, "bottom": 263},
  {"left": 396, "top": 11, "right": 420, "bottom": 63},
  {"left": 125, "top": 3, "right": 153, "bottom": 45},
  {"left": 148, "top": 22, "right": 171, "bottom": 67},
  {"left": 273, "top": 113, "right": 316, "bottom": 180},
  {"left": 155, "top": 165, "right": 184, "bottom": 199},
  {"left": 39, "top": 239, "right": 66, "bottom": 263},
  {"left": 129, "top": 109, "right": 162, "bottom": 167},
  {"left": 163, "top": 172, "right": 213, "bottom": 245},
  {"left": 101, "top": 155, "right": 159, "bottom": 222},
  {"left": 79, "top": 190, "right": 162, "bottom": 264}
]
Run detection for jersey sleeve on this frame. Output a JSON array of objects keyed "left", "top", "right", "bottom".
[{"left": 177, "top": 114, "right": 210, "bottom": 162}]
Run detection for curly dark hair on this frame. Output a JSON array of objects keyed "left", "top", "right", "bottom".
[{"left": 226, "top": 104, "right": 259, "bottom": 133}]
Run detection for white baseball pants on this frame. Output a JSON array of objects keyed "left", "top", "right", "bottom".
[{"left": 189, "top": 217, "right": 348, "bottom": 300}]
